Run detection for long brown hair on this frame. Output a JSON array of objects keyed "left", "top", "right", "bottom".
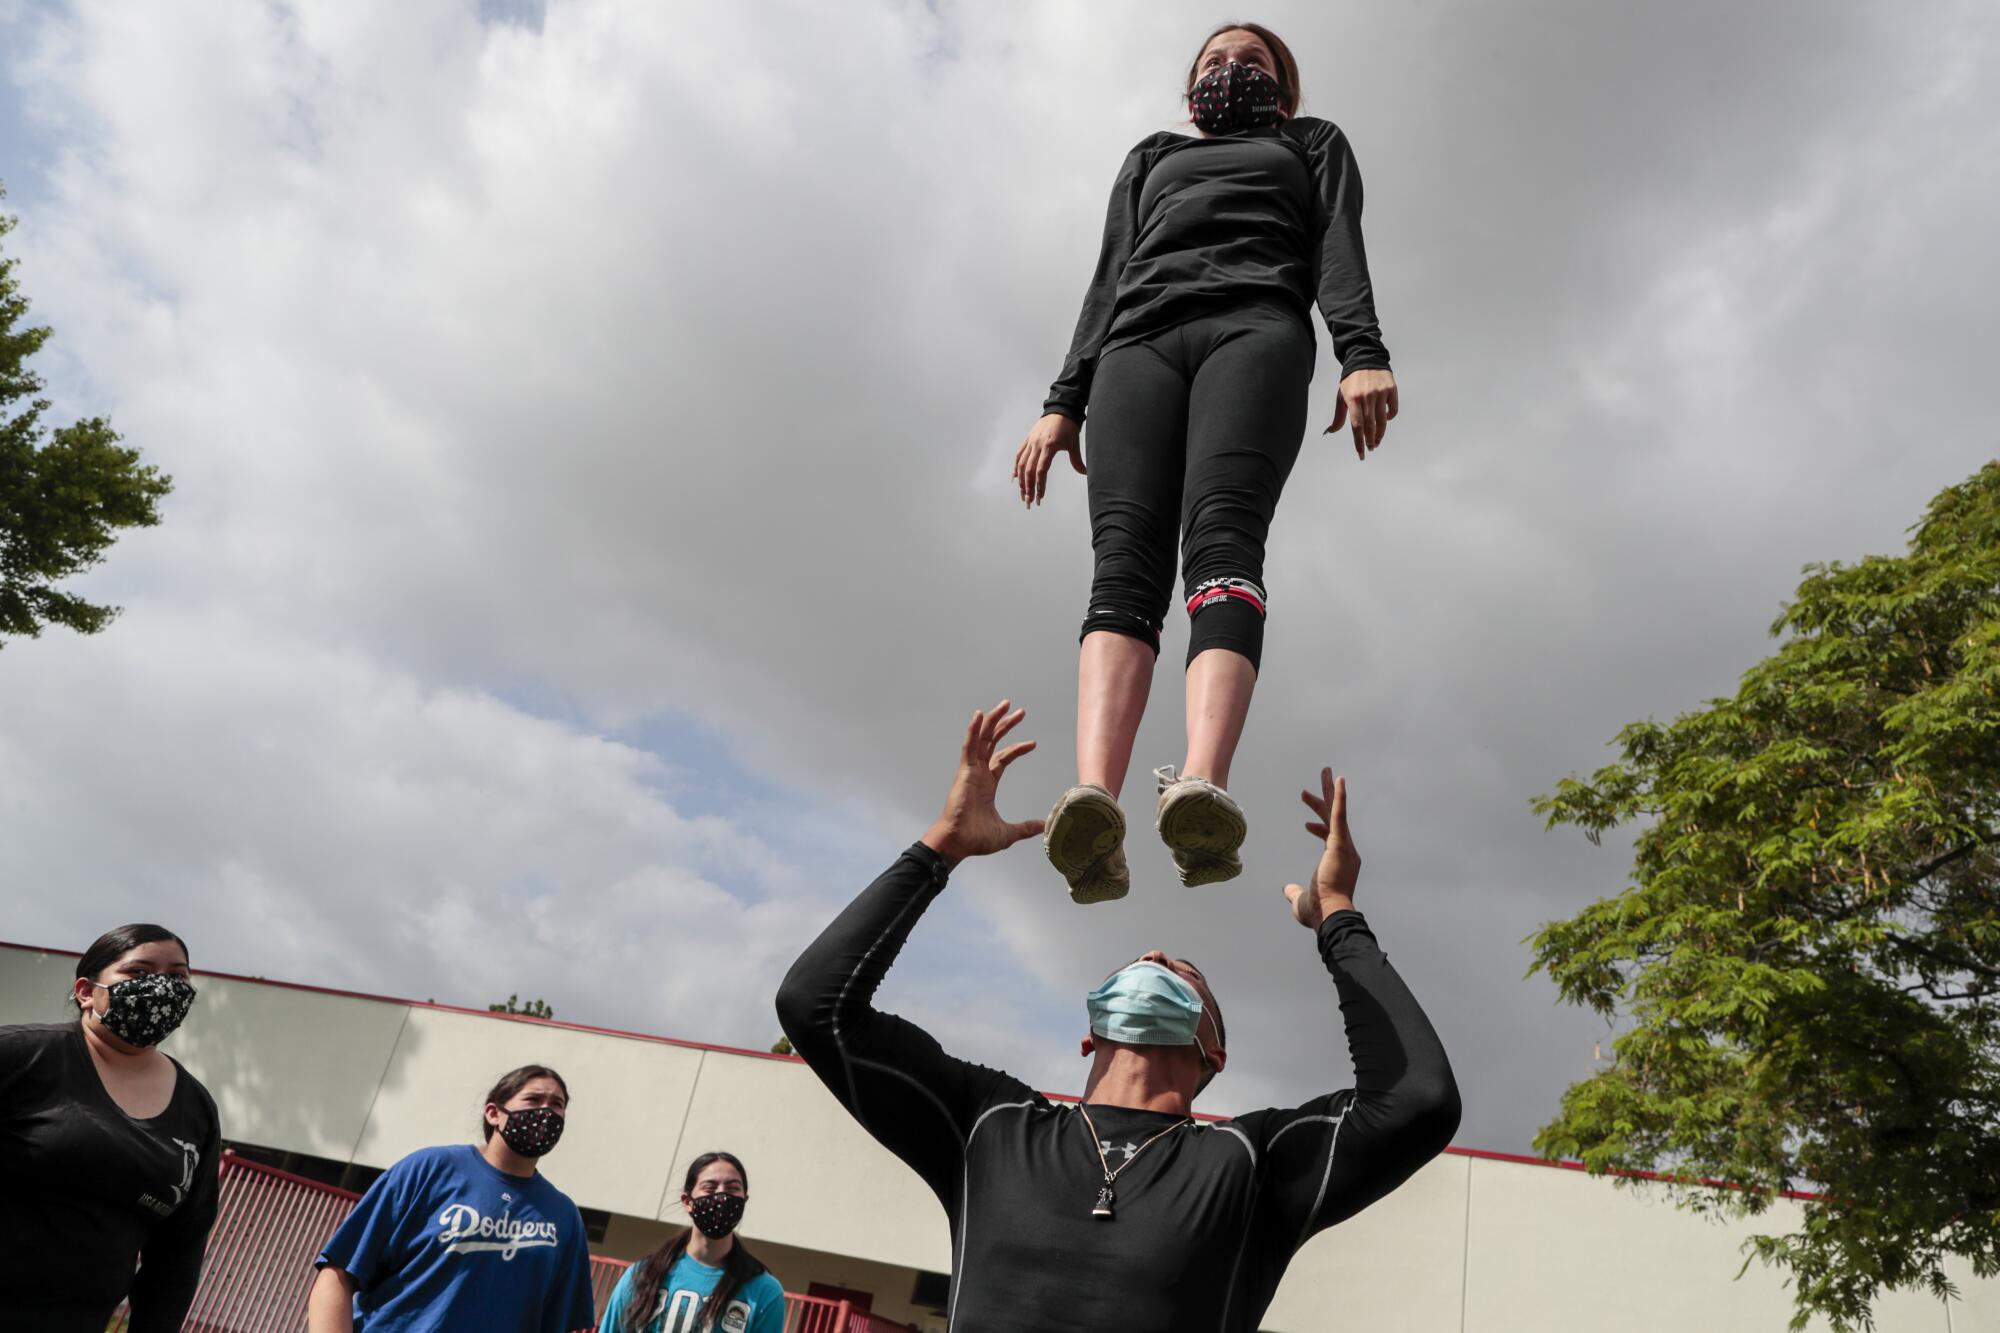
[
  {"left": 1184, "top": 22, "right": 1302, "bottom": 116},
  {"left": 622, "top": 1152, "right": 766, "bottom": 1332}
]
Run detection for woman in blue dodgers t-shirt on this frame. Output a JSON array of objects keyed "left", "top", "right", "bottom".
[
  {"left": 307, "top": 1064, "right": 597, "bottom": 1333},
  {"left": 598, "top": 1151, "right": 785, "bottom": 1333}
]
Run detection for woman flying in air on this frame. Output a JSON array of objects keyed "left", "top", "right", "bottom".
[{"left": 1014, "top": 21, "right": 1398, "bottom": 902}]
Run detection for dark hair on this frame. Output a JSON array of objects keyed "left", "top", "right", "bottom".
[
  {"left": 480, "top": 1064, "right": 570, "bottom": 1141},
  {"left": 1181, "top": 960, "right": 1227, "bottom": 1093},
  {"left": 1185, "top": 962, "right": 1227, "bottom": 1053},
  {"left": 1185, "top": 22, "right": 1302, "bottom": 116},
  {"left": 622, "top": 1152, "right": 765, "bottom": 1333},
  {"left": 73, "top": 924, "right": 189, "bottom": 1016}
]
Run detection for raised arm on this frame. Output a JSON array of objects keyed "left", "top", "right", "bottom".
[
  {"left": 775, "top": 702, "right": 1046, "bottom": 1199},
  {"left": 1244, "top": 771, "right": 1460, "bottom": 1249}
]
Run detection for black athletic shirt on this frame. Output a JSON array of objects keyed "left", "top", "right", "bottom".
[
  {"left": 776, "top": 844, "right": 1459, "bottom": 1333},
  {"left": 1043, "top": 117, "right": 1393, "bottom": 422},
  {"left": 0, "top": 1022, "right": 222, "bottom": 1333}
]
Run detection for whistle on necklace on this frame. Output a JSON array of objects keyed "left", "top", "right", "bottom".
[{"left": 1092, "top": 1184, "right": 1116, "bottom": 1219}]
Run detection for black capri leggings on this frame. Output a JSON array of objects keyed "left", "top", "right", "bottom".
[{"left": 1080, "top": 300, "right": 1314, "bottom": 671}]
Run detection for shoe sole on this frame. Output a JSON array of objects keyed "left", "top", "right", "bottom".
[
  {"left": 1173, "top": 850, "right": 1241, "bottom": 888},
  {"left": 1158, "top": 783, "right": 1247, "bottom": 888},
  {"left": 1071, "top": 850, "right": 1131, "bottom": 905},
  {"left": 1157, "top": 784, "right": 1247, "bottom": 857},
  {"left": 1046, "top": 787, "right": 1128, "bottom": 903}
]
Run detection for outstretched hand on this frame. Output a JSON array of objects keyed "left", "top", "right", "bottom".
[
  {"left": 1284, "top": 768, "right": 1361, "bottom": 929},
  {"left": 922, "top": 700, "right": 1046, "bottom": 868}
]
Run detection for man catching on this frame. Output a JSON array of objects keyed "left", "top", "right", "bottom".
[{"left": 776, "top": 700, "right": 1459, "bottom": 1332}]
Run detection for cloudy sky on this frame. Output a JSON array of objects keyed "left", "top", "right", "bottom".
[{"left": 1, "top": 0, "right": 1994, "bottom": 1156}]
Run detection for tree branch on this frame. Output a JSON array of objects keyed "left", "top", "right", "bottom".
[
  {"left": 1881, "top": 931, "right": 2000, "bottom": 981},
  {"left": 1908, "top": 837, "right": 1990, "bottom": 886}
]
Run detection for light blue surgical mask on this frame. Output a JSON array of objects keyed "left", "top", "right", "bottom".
[{"left": 1087, "top": 961, "right": 1214, "bottom": 1069}]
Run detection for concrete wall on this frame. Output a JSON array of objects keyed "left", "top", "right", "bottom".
[
  {"left": 1262, "top": 1150, "right": 1969, "bottom": 1333},
  {"left": 4, "top": 942, "right": 1988, "bottom": 1332}
]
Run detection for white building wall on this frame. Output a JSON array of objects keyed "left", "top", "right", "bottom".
[{"left": 2, "top": 942, "right": 1986, "bottom": 1332}]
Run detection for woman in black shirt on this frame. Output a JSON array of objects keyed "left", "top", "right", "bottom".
[
  {"left": 0, "top": 923, "right": 221, "bottom": 1332},
  {"left": 1012, "top": 23, "right": 1399, "bottom": 904}
]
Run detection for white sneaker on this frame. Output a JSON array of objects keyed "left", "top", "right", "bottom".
[
  {"left": 1045, "top": 784, "right": 1130, "bottom": 905},
  {"left": 1154, "top": 765, "right": 1246, "bottom": 887}
]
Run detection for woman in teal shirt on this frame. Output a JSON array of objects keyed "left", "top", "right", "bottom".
[{"left": 599, "top": 1152, "right": 785, "bottom": 1333}]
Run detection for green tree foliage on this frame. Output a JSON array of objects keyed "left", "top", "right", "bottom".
[
  {"left": 489, "top": 993, "right": 556, "bottom": 1020},
  {"left": 0, "top": 188, "right": 171, "bottom": 646},
  {"left": 1530, "top": 463, "right": 2000, "bottom": 1330}
]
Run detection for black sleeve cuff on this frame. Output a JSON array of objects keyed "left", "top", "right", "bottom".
[
  {"left": 903, "top": 841, "right": 953, "bottom": 889},
  {"left": 1315, "top": 908, "right": 1376, "bottom": 967}
]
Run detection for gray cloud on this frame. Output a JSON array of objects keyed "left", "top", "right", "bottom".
[{"left": 2, "top": 0, "right": 1995, "bottom": 1151}]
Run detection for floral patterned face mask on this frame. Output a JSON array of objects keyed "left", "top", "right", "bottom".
[
  {"left": 89, "top": 973, "right": 197, "bottom": 1047},
  {"left": 1188, "top": 60, "right": 1284, "bottom": 134}
]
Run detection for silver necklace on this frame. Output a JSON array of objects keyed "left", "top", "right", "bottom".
[{"left": 1075, "top": 1103, "right": 1191, "bottom": 1220}]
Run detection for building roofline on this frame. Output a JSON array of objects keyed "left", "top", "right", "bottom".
[
  {"left": 0, "top": 940, "right": 1818, "bottom": 1199},
  {"left": 0, "top": 938, "right": 803, "bottom": 1063}
]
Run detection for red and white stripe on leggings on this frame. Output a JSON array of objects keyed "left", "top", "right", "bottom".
[{"left": 1185, "top": 577, "right": 1268, "bottom": 618}]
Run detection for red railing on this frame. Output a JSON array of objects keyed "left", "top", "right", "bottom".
[
  {"left": 108, "top": 1152, "right": 906, "bottom": 1332},
  {"left": 111, "top": 1153, "right": 362, "bottom": 1332},
  {"left": 589, "top": 1253, "right": 632, "bottom": 1312},
  {"left": 786, "top": 1293, "right": 855, "bottom": 1333},
  {"left": 843, "top": 1310, "right": 919, "bottom": 1333}
]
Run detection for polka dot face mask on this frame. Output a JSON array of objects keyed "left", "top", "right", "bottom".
[
  {"left": 497, "top": 1105, "right": 566, "bottom": 1157},
  {"left": 689, "top": 1190, "right": 747, "bottom": 1239},
  {"left": 89, "top": 973, "right": 197, "bottom": 1048},
  {"left": 1189, "top": 60, "right": 1284, "bottom": 134}
]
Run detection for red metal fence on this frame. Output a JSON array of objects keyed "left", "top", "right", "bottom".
[
  {"left": 588, "top": 1252, "right": 631, "bottom": 1313},
  {"left": 110, "top": 1152, "right": 912, "bottom": 1332},
  {"left": 111, "top": 1153, "right": 361, "bottom": 1332}
]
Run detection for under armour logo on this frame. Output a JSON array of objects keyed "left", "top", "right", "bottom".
[{"left": 1101, "top": 1140, "right": 1140, "bottom": 1165}]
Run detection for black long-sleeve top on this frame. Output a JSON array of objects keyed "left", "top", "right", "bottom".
[
  {"left": 0, "top": 1023, "right": 222, "bottom": 1333},
  {"left": 1044, "top": 116, "right": 1393, "bottom": 422},
  {"left": 776, "top": 845, "right": 1460, "bottom": 1333}
]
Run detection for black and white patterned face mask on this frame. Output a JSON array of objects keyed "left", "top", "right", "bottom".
[
  {"left": 1188, "top": 60, "right": 1284, "bottom": 134},
  {"left": 497, "top": 1105, "right": 566, "bottom": 1157},
  {"left": 89, "top": 973, "right": 197, "bottom": 1048},
  {"left": 688, "top": 1191, "right": 747, "bottom": 1238}
]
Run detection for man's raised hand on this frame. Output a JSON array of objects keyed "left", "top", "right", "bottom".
[
  {"left": 1284, "top": 768, "right": 1361, "bottom": 929},
  {"left": 922, "top": 700, "right": 1046, "bottom": 868}
]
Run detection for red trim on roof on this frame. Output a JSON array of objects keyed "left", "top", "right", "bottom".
[
  {"left": 1446, "top": 1145, "right": 1822, "bottom": 1201},
  {"left": 0, "top": 939, "right": 801, "bottom": 1064},
  {"left": 220, "top": 1149, "right": 364, "bottom": 1200},
  {"left": 0, "top": 940, "right": 1823, "bottom": 1199}
]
